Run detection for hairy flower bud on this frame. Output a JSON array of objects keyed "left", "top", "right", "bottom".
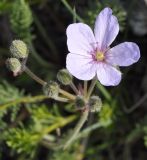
[
  {"left": 57, "top": 69, "right": 73, "bottom": 85},
  {"left": 75, "top": 96, "right": 85, "bottom": 109},
  {"left": 89, "top": 96, "right": 102, "bottom": 112},
  {"left": 10, "top": 40, "right": 28, "bottom": 59},
  {"left": 6, "top": 58, "right": 21, "bottom": 76},
  {"left": 43, "top": 81, "right": 59, "bottom": 98}
]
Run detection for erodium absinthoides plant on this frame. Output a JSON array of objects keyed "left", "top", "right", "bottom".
[{"left": 6, "top": 7, "right": 141, "bottom": 150}]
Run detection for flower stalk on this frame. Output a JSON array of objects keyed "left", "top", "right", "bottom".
[
  {"left": 59, "top": 89, "right": 76, "bottom": 100},
  {"left": 86, "top": 78, "right": 97, "bottom": 100},
  {"left": 63, "top": 78, "right": 97, "bottom": 149},
  {"left": 84, "top": 81, "right": 88, "bottom": 98},
  {"left": 42, "top": 115, "right": 77, "bottom": 135},
  {"left": 25, "top": 66, "right": 75, "bottom": 101},
  {"left": 0, "top": 95, "right": 48, "bottom": 111},
  {"left": 64, "top": 109, "right": 89, "bottom": 149},
  {"left": 70, "top": 82, "right": 79, "bottom": 95},
  {"left": 24, "top": 66, "right": 46, "bottom": 86},
  {"left": 53, "top": 97, "right": 69, "bottom": 102}
]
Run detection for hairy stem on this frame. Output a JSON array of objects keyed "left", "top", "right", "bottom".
[
  {"left": 96, "top": 82, "right": 112, "bottom": 101},
  {"left": 54, "top": 96, "right": 69, "bottom": 102},
  {"left": 61, "top": 0, "right": 84, "bottom": 22},
  {"left": 77, "top": 122, "right": 103, "bottom": 139},
  {"left": 84, "top": 81, "right": 88, "bottom": 98},
  {"left": 70, "top": 82, "right": 79, "bottom": 95},
  {"left": 59, "top": 89, "right": 76, "bottom": 100},
  {"left": 86, "top": 78, "right": 97, "bottom": 100},
  {"left": 24, "top": 66, "right": 47, "bottom": 86},
  {"left": 24, "top": 66, "right": 76, "bottom": 101},
  {"left": 0, "top": 95, "right": 48, "bottom": 111},
  {"left": 42, "top": 115, "right": 77, "bottom": 135},
  {"left": 64, "top": 110, "right": 89, "bottom": 149}
]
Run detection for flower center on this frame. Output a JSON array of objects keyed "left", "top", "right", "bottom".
[{"left": 96, "top": 51, "right": 104, "bottom": 61}]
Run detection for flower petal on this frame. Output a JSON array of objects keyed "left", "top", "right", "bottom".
[
  {"left": 94, "top": 7, "right": 119, "bottom": 50},
  {"left": 66, "top": 23, "right": 96, "bottom": 56},
  {"left": 66, "top": 53, "right": 96, "bottom": 80},
  {"left": 106, "top": 42, "right": 140, "bottom": 66},
  {"left": 96, "top": 63, "right": 121, "bottom": 86}
]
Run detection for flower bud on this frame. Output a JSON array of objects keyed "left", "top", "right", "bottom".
[
  {"left": 57, "top": 69, "right": 72, "bottom": 85},
  {"left": 43, "top": 81, "right": 59, "bottom": 98},
  {"left": 10, "top": 40, "right": 28, "bottom": 59},
  {"left": 6, "top": 58, "right": 21, "bottom": 76},
  {"left": 75, "top": 96, "right": 85, "bottom": 109},
  {"left": 89, "top": 96, "right": 102, "bottom": 112}
]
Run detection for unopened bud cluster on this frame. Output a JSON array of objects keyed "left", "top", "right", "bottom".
[
  {"left": 7, "top": 40, "right": 29, "bottom": 75},
  {"left": 75, "top": 95, "right": 102, "bottom": 112}
]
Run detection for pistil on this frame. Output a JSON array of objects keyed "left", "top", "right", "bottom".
[{"left": 96, "top": 51, "right": 104, "bottom": 61}]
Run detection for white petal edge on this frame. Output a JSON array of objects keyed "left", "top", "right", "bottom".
[
  {"left": 94, "top": 7, "right": 119, "bottom": 50},
  {"left": 96, "top": 63, "right": 122, "bottom": 86},
  {"left": 66, "top": 53, "right": 96, "bottom": 80},
  {"left": 66, "top": 23, "right": 96, "bottom": 56},
  {"left": 106, "top": 42, "right": 140, "bottom": 66}
]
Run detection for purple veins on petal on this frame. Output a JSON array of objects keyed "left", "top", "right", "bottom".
[
  {"left": 96, "top": 63, "right": 122, "bottom": 86},
  {"left": 94, "top": 7, "right": 119, "bottom": 50},
  {"left": 66, "top": 53, "right": 96, "bottom": 80},
  {"left": 66, "top": 23, "right": 96, "bottom": 56},
  {"left": 106, "top": 42, "right": 140, "bottom": 66}
]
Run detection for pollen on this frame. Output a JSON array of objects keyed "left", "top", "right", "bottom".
[{"left": 96, "top": 51, "right": 104, "bottom": 61}]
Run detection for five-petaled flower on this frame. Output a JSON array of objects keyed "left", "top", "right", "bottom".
[{"left": 66, "top": 7, "right": 140, "bottom": 86}]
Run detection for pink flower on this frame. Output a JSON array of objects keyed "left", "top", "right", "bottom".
[{"left": 66, "top": 7, "right": 140, "bottom": 86}]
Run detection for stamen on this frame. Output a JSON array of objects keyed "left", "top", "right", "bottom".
[{"left": 96, "top": 51, "right": 104, "bottom": 61}]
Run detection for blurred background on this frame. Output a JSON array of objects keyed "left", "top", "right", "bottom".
[{"left": 0, "top": 0, "right": 147, "bottom": 159}]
